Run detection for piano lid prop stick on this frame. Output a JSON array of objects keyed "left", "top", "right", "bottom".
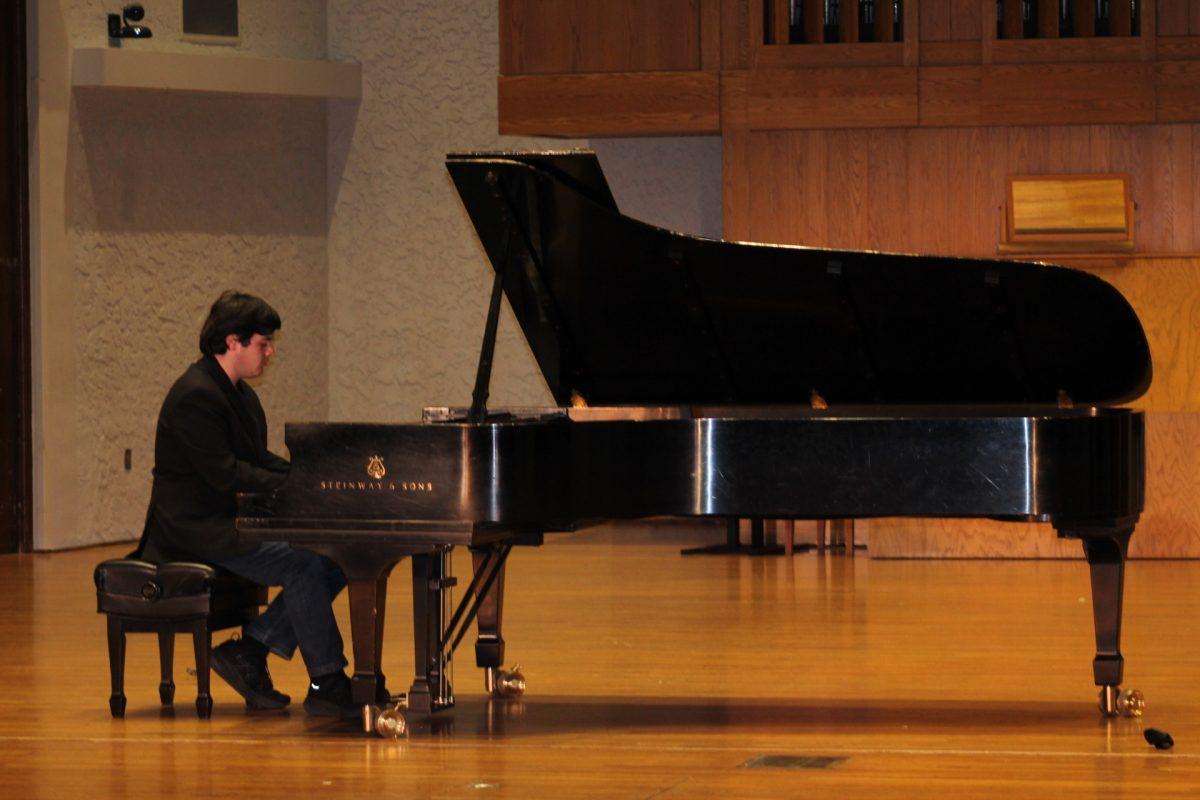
[{"left": 468, "top": 240, "right": 509, "bottom": 423}]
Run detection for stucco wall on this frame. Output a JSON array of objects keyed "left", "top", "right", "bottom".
[
  {"left": 32, "top": 0, "right": 330, "bottom": 549},
  {"left": 326, "top": 0, "right": 722, "bottom": 422},
  {"left": 30, "top": 0, "right": 721, "bottom": 549}
]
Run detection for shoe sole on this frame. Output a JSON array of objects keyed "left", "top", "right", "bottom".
[{"left": 210, "top": 650, "right": 291, "bottom": 711}]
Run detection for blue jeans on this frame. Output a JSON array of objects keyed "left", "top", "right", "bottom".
[{"left": 214, "top": 542, "right": 348, "bottom": 678}]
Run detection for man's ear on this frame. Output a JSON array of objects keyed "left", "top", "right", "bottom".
[{"left": 225, "top": 333, "right": 241, "bottom": 352}]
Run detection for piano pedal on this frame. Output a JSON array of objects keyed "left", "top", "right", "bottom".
[
  {"left": 486, "top": 665, "right": 526, "bottom": 698},
  {"left": 364, "top": 696, "right": 409, "bottom": 738},
  {"left": 1099, "top": 686, "right": 1145, "bottom": 718}
]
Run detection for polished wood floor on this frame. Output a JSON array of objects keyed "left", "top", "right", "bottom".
[{"left": 4, "top": 524, "right": 1200, "bottom": 798}]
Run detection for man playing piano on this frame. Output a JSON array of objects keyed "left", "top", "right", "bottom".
[{"left": 139, "top": 291, "right": 359, "bottom": 718}]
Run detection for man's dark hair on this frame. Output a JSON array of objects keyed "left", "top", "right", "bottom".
[{"left": 198, "top": 291, "right": 282, "bottom": 355}]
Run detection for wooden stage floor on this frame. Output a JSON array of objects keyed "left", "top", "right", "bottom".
[{"left": 3, "top": 525, "right": 1200, "bottom": 798}]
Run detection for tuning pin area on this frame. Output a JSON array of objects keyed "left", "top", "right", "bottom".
[
  {"left": 1099, "top": 686, "right": 1145, "bottom": 718},
  {"left": 486, "top": 665, "right": 526, "bottom": 698}
]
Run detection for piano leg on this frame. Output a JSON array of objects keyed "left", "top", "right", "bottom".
[
  {"left": 408, "top": 550, "right": 454, "bottom": 715},
  {"left": 1058, "top": 522, "right": 1144, "bottom": 717},
  {"left": 471, "top": 546, "right": 505, "bottom": 671},
  {"left": 346, "top": 570, "right": 392, "bottom": 709},
  {"left": 471, "top": 545, "right": 526, "bottom": 698}
]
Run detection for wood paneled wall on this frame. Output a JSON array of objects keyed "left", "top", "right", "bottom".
[
  {"left": 499, "top": 0, "right": 704, "bottom": 74},
  {"left": 731, "top": 125, "right": 1200, "bottom": 259},
  {"left": 498, "top": 0, "right": 723, "bottom": 135},
  {"left": 1158, "top": 0, "right": 1200, "bottom": 36},
  {"left": 920, "top": 0, "right": 983, "bottom": 41}
]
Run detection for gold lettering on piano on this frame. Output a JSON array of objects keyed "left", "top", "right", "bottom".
[{"left": 317, "top": 479, "right": 434, "bottom": 493}]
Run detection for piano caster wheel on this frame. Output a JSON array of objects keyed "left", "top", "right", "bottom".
[
  {"left": 364, "top": 702, "right": 408, "bottom": 738},
  {"left": 486, "top": 665, "right": 526, "bottom": 698},
  {"left": 1099, "top": 686, "right": 1145, "bottom": 718}
]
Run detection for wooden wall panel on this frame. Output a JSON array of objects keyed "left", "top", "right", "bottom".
[
  {"left": 499, "top": 0, "right": 702, "bottom": 75},
  {"left": 1158, "top": 61, "right": 1200, "bottom": 121},
  {"left": 1158, "top": 0, "right": 1191, "bottom": 36},
  {"left": 498, "top": 72, "right": 719, "bottom": 136},
  {"left": 734, "top": 124, "right": 1200, "bottom": 261},
  {"left": 1156, "top": 0, "right": 1200, "bottom": 35},
  {"left": 919, "top": 66, "right": 982, "bottom": 124},
  {"left": 1097, "top": 259, "right": 1200, "bottom": 412},
  {"left": 720, "top": 0, "right": 751, "bottom": 69},
  {"left": 745, "top": 67, "right": 919, "bottom": 129},
  {"left": 981, "top": 63, "right": 1154, "bottom": 125},
  {"left": 920, "top": 2, "right": 952, "bottom": 41},
  {"left": 950, "top": 0, "right": 983, "bottom": 40}
]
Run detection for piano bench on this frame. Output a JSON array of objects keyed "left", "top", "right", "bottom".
[{"left": 94, "top": 559, "right": 267, "bottom": 719}]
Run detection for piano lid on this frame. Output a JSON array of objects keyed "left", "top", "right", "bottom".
[{"left": 446, "top": 151, "right": 1151, "bottom": 407}]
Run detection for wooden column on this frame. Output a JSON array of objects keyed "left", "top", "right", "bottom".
[
  {"left": 804, "top": 0, "right": 824, "bottom": 42},
  {"left": 875, "top": 0, "right": 895, "bottom": 42},
  {"left": 1074, "top": 0, "right": 1096, "bottom": 37},
  {"left": 771, "top": 0, "right": 790, "bottom": 43},
  {"left": 1003, "top": 0, "right": 1024, "bottom": 39},
  {"left": 1111, "top": 0, "right": 1133, "bottom": 37},
  {"left": 841, "top": 0, "right": 861, "bottom": 41},
  {"left": 1038, "top": 0, "right": 1059, "bottom": 37}
]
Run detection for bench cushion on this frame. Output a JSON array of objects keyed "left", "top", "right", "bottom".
[{"left": 95, "top": 559, "right": 264, "bottom": 619}]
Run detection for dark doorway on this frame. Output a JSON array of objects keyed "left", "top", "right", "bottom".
[{"left": 0, "top": 0, "right": 32, "bottom": 552}]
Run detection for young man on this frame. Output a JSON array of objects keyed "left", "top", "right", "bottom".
[{"left": 140, "top": 291, "right": 359, "bottom": 717}]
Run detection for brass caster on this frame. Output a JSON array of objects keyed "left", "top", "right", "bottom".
[
  {"left": 1117, "top": 688, "right": 1145, "bottom": 717},
  {"left": 375, "top": 705, "right": 408, "bottom": 738},
  {"left": 1099, "top": 686, "right": 1145, "bottom": 718},
  {"left": 363, "top": 702, "right": 409, "bottom": 738},
  {"left": 486, "top": 664, "right": 526, "bottom": 698}
]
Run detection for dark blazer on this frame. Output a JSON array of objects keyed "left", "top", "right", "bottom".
[{"left": 141, "top": 355, "right": 289, "bottom": 563}]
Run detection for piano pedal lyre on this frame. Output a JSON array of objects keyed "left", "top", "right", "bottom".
[
  {"left": 485, "top": 664, "right": 526, "bottom": 698},
  {"left": 1099, "top": 686, "right": 1145, "bottom": 718}
]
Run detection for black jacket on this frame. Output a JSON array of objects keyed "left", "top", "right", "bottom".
[{"left": 141, "top": 355, "right": 289, "bottom": 563}]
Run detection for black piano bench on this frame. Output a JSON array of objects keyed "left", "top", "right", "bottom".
[{"left": 94, "top": 559, "right": 267, "bottom": 719}]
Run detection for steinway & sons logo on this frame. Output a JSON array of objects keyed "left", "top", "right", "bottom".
[
  {"left": 316, "top": 454, "right": 434, "bottom": 493},
  {"left": 366, "top": 455, "right": 386, "bottom": 480}
]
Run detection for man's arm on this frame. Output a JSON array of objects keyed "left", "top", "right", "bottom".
[
  {"left": 168, "top": 393, "right": 288, "bottom": 496},
  {"left": 262, "top": 449, "right": 290, "bottom": 474}
]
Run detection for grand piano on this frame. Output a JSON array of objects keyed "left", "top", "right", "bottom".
[{"left": 238, "top": 151, "right": 1151, "bottom": 735}]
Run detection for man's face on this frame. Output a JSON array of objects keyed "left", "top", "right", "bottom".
[{"left": 227, "top": 333, "right": 275, "bottom": 380}]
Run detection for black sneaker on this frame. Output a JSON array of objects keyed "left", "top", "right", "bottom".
[
  {"left": 211, "top": 639, "right": 291, "bottom": 710},
  {"left": 304, "top": 671, "right": 360, "bottom": 719}
]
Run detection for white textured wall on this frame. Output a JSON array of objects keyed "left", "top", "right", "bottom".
[
  {"left": 326, "top": 0, "right": 721, "bottom": 421},
  {"left": 33, "top": 0, "right": 329, "bottom": 549},
  {"left": 590, "top": 137, "right": 722, "bottom": 241},
  {"left": 32, "top": 0, "right": 721, "bottom": 549}
]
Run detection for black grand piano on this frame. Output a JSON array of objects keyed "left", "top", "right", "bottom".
[{"left": 238, "top": 150, "right": 1151, "bottom": 735}]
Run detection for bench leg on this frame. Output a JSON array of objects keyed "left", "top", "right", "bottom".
[
  {"left": 158, "top": 631, "right": 176, "bottom": 706},
  {"left": 106, "top": 616, "right": 126, "bottom": 718},
  {"left": 192, "top": 620, "right": 212, "bottom": 719}
]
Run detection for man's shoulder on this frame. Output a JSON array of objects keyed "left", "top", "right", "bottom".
[{"left": 162, "top": 359, "right": 223, "bottom": 408}]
